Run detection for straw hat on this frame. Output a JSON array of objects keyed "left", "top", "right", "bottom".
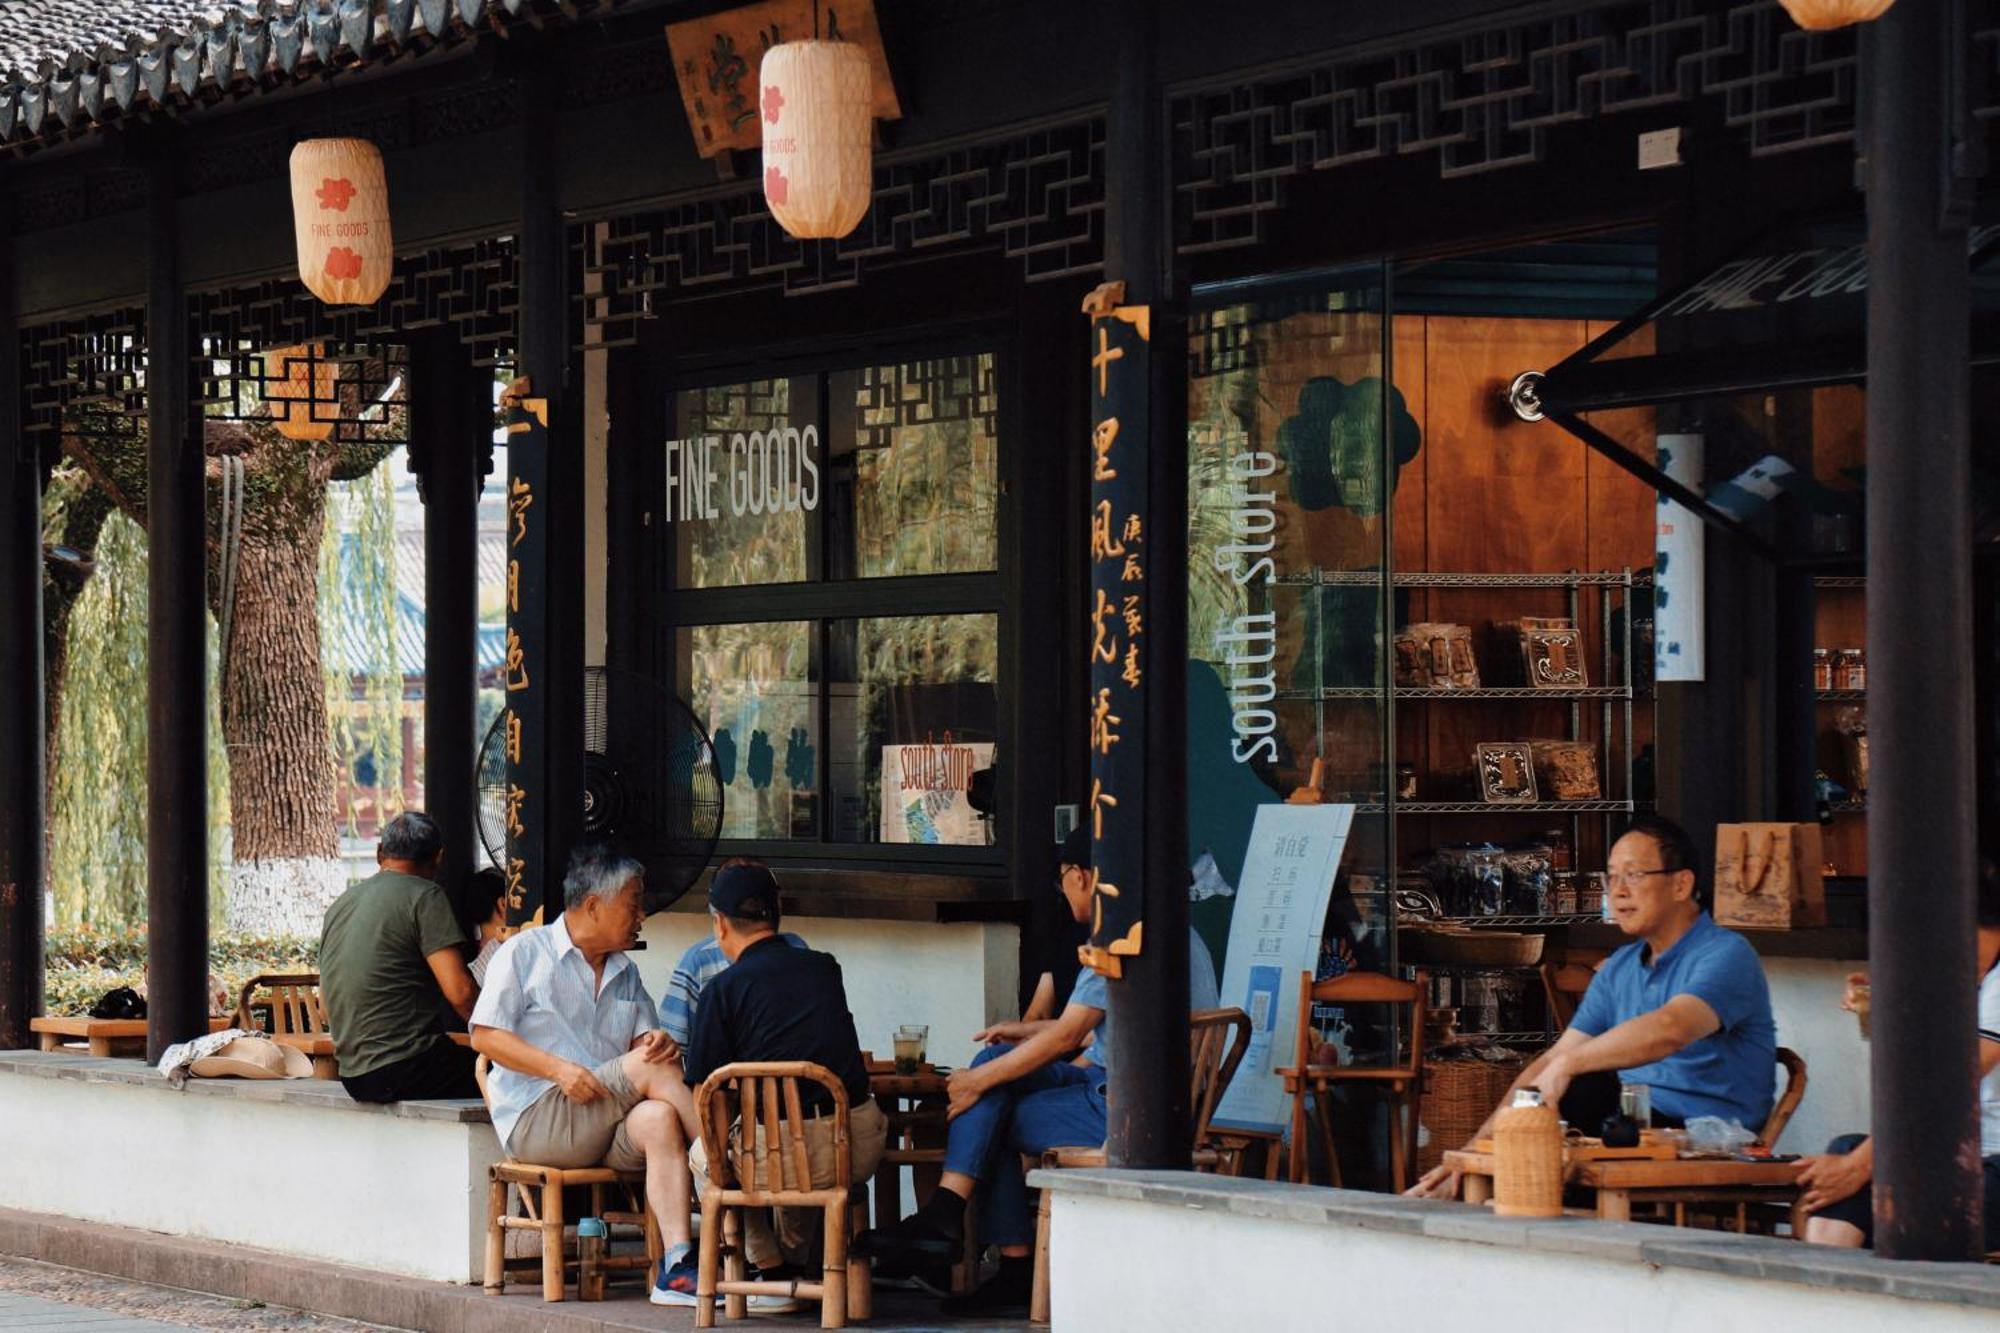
[{"left": 189, "top": 1036, "right": 313, "bottom": 1080}]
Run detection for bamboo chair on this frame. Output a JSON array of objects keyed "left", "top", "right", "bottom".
[
  {"left": 692, "top": 1061, "right": 872, "bottom": 1330},
  {"left": 1666, "top": 1047, "right": 1811, "bottom": 1235},
  {"left": 1277, "top": 969, "right": 1429, "bottom": 1192},
  {"left": 234, "top": 972, "right": 337, "bottom": 1079},
  {"left": 1028, "top": 1007, "right": 1253, "bottom": 1323},
  {"left": 473, "top": 1055, "right": 661, "bottom": 1302}
]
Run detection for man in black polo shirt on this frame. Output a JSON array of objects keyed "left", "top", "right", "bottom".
[{"left": 683, "top": 862, "right": 888, "bottom": 1311}]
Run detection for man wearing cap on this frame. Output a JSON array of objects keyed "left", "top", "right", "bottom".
[
  {"left": 470, "top": 844, "right": 709, "bottom": 1307},
  {"left": 854, "top": 823, "right": 1217, "bottom": 1316},
  {"left": 658, "top": 857, "right": 810, "bottom": 1047},
  {"left": 681, "top": 861, "right": 887, "bottom": 1312}
]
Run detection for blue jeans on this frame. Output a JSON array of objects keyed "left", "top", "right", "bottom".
[{"left": 941, "top": 1044, "right": 1106, "bottom": 1247}]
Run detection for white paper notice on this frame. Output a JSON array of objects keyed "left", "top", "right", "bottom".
[
  {"left": 1211, "top": 802, "right": 1355, "bottom": 1135},
  {"left": 878, "top": 741, "right": 994, "bottom": 845}
]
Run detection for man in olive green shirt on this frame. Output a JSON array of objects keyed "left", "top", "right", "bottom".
[{"left": 320, "top": 811, "right": 481, "bottom": 1102}]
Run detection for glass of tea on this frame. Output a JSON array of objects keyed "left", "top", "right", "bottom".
[{"left": 893, "top": 1024, "right": 929, "bottom": 1074}]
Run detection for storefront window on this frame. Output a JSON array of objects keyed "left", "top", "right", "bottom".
[
  {"left": 829, "top": 613, "right": 999, "bottom": 843},
  {"left": 678, "top": 620, "right": 820, "bottom": 841},
  {"left": 661, "top": 349, "right": 1003, "bottom": 856}
]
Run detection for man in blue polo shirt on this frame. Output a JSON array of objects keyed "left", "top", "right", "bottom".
[{"left": 1410, "top": 815, "right": 1775, "bottom": 1198}]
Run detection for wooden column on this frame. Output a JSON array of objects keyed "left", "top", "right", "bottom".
[
  {"left": 413, "top": 327, "right": 484, "bottom": 886},
  {"left": 0, "top": 189, "right": 44, "bottom": 1050},
  {"left": 1097, "top": 0, "right": 1191, "bottom": 1169},
  {"left": 502, "top": 55, "right": 585, "bottom": 923},
  {"left": 1863, "top": 0, "right": 1984, "bottom": 1261},
  {"left": 145, "top": 143, "right": 209, "bottom": 1062}
]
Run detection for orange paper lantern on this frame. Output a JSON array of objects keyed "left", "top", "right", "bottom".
[
  {"left": 759, "top": 41, "right": 873, "bottom": 240},
  {"left": 1777, "top": 0, "right": 1896, "bottom": 29},
  {"left": 289, "top": 138, "right": 393, "bottom": 306},
  {"left": 266, "top": 344, "right": 339, "bottom": 442}
]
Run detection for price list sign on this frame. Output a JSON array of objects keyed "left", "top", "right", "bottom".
[{"left": 1079, "top": 287, "right": 1152, "bottom": 978}]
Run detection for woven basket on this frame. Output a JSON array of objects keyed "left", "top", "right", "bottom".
[
  {"left": 1493, "top": 1096, "right": 1564, "bottom": 1217},
  {"left": 1399, "top": 926, "right": 1545, "bottom": 968},
  {"left": 1417, "top": 1050, "right": 1526, "bottom": 1175}
]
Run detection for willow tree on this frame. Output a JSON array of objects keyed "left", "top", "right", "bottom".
[{"left": 53, "top": 400, "right": 399, "bottom": 934}]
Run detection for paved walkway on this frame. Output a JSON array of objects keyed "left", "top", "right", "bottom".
[{"left": 0, "top": 1258, "right": 374, "bottom": 1332}]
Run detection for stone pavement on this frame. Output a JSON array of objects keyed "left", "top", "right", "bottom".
[
  {"left": 0, "top": 1289, "right": 180, "bottom": 1330},
  {"left": 0, "top": 1256, "right": 375, "bottom": 1332}
]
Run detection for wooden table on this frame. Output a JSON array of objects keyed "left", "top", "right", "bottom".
[
  {"left": 31, "top": 1015, "right": 230, "bottom": 1058},
  {"left": 1443, "top": 1147, "right": 1804, "bottom": 1224},
  {"left": 867, "top": 1060, "right": 975, "bottom": 1292}
]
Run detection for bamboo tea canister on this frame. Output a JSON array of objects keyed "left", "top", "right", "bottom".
[
  {"left": 266, "top": 344, "right": 338, "bottom": 442},
  {"left": 289, "top": 139, "right": 393, "bottom": 306},
  {"left": 1492, "top": 1087, "right": 1564, "bottom": 1217},
  {"left": 759, "top": 40, "right": 873, "bottom": 240}
]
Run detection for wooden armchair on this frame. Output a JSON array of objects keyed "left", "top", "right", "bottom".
[
  {"left": 234, "top": 972, "right": 336, "bottom": 1079},
  {"left": 1028, "top": 1007, "right": 1252, "bottom": 1322},
  {"left": 473, "top": 1056, "right": 661, "bottom": 1302},
  {"left": 1277, "top": 969, "right": 1429, "bottom": 1191},
  {"left": 692, "top": 1061, "right": 871, "bottom": 1330}
]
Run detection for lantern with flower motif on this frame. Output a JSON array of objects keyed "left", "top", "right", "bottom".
[
  {"left": 289, "top": 139, "right": 393, "bottom": 306},
  {"left": 759, "top": 40, "right": 873, "bottom": 240},
  {"left": 265, "top": 344, "right": 339, "bottom": 443},
  {"left": 1777, "top": 0, "right": 1896, "bottom": 29}
]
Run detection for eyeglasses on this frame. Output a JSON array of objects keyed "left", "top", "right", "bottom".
[{"left": 1606, "top": 867, "right": 1675, "bottom": 889}]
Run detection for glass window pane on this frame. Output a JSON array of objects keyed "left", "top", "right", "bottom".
[
  {"left": 828, "top": 613, "right": 999, "bottom": 844},
  {"left": 667, "top": 377, "right": 821, "bottom": 588},
  {"left": 677, "top": 620, "right": 820, "bottom": 840},
  {"left": 826, "top": 355, "right": 999, "bottom": 579}
]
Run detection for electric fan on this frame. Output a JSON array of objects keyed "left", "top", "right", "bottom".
[{"left": 475, "top": 665, "right": 724, "bottom": 913}]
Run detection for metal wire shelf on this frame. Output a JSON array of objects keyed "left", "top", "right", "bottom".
[
  {"left": 1814, "top": 576, "right": 1867, "bottom": 590},
  {"left": 1281, "top": 686, "right": 1636, "bottom": 701},
  {"left": 1397, "top": 801, "right": 1636, "bottom": 815},
  {"left": 1816, "top": 690, "right": 1867, "bottom": 703},
  {"left": 1273, "top": 569, "right": 1648, "bottom": 589},
  {"left": 1426, "top": 914, "right": 1605, "bottom": 928}
]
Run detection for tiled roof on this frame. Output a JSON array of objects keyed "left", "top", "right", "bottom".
[{"left": 0, "top": 0, "right": 632, "bottom": 147}]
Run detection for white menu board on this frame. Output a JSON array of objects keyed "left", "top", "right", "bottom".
[
  {"left": 1210, "top": 802, "right": 1356, "bottom": 1135},
  {"left": 879, "top": 741, "right": 995, "bottom": 845}
]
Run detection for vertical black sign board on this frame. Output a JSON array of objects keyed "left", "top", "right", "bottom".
[
  {"left": 502, "top": 383, "right": 550, "bottom": 928},
  {"left": 1081, "top": 297, "right": 1152, "bottom": 977}
]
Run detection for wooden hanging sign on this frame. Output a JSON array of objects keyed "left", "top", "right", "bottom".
[{"left": 665, "top": 0, "right": 901, "bottom": 159}]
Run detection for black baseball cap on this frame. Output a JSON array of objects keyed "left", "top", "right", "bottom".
[
  {"left": 709, "top": 862, "right": 780, "bottom": 923},
  {"left": 1060, "top": 822, "right": 1092, "bottom": 871}
]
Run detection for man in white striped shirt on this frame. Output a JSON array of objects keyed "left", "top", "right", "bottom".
[{"left": 471, "top": 845, "right": 709, "bottom": 1306}]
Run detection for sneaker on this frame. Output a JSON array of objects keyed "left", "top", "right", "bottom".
[
  {"left": 940, "top": 1264, "right": 1032, "bottom": 1318},
  {"left": 742, "top": 1265, "right": 806, "bottom": 1314},
  {"left": 650, "top": 1256, "right": 713, "bottom": 1308},
  {"left": 852, "top": 1213, "right": 962, "bottom": 1266}
]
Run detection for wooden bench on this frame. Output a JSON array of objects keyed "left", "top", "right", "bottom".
[{"left": 30, "top": 1015, "right": 230, "bottom": 1057}]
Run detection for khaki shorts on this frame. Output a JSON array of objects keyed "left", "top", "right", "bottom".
[
  {"left": 690, "top": 1096, "right": 889, "bottom": 1268},
  {"left": 506, "top": 1055, "right": 647, "bottom": 1171}
]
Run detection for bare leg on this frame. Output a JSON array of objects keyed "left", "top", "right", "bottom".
[
  {"left": 1804, "top": 1217, "right": 1866, "bottom": 1247},
  {"left": 624, "top": 1100, "right": 693, "bottom": 1249},
  {"left": 622, "top": 1050, "right": 703, "bottom": 1145}
]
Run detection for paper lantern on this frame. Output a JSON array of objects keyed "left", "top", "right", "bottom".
[
  {"left": 759, "top": 41, "right": 873, "bottom": 240},
  {"left": 266, "top": 344, "right": 339, "bottom": 442},
  {"left": 1777, "top": 0, "right": 1896, "bottom": 29},
  {"left": 289, "top": 138, "right": 393, "bottom": 305}
]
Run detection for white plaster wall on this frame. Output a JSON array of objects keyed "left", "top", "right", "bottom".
[
  {"left": 1766, "top": 955, "right": 1870, "bottom": 1154},
  {"left": 638, "top": 914, "right": 1018, "bottom": 1066},
  {"left": 0, "top": 1076, "right": 499, "bottom": 1283},
  {"left": 1050, "top": 1193, "right": 1992, "bottom": 1333}
]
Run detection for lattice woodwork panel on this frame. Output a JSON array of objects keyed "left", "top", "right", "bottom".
[
  {"left": 853, "top": 354, "right": 999, "bottom": 452},
  {"left": 23, "top": 309, "right": 148, "bottom": 446},
  {"left": 679, "top": 378, "right": 794, "bottom": 435},
  {"left": 196, "top": 340, "right": 413, "bottom": 450},
  {"left": 1170, "top": 0, "right": 1948, "bottom": 256},
  {"left": 581, "top": 119, "right": 1103, "bottom": 345}
]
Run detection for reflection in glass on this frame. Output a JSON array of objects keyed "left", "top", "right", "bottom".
[
  {"left": 829, "top": 355, "right": 999, "bottom": 579},
  {"left": 678, "top": 620, "right": 818, "bottom": 840},
  {"left": 668, "top": 378, "right": 817, "bottom": 589},
  {"left": 829, "top": 613, "right": 999, "bottom": 844}
]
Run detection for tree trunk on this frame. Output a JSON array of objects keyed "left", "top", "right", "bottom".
[{"left": 215, "top": 449, "right": 344, "bottom": 936}]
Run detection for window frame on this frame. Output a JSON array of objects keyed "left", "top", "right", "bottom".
[{"left": 651, "top": 327, "right": 1012, "bottom": 870}]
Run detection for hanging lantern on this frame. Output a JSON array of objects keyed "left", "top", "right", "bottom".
[
  {"left": 759, "top": 40, "right": 873, "bottom": 240},
  {"left": 289, "top": 138, "right": 393, "bottom": 306},
  {"left": 266, "top": 344, "right": 339, "bottom": 442},
  {"left": 1777, "top": 0, "right": 1896, "bottom": 29}
]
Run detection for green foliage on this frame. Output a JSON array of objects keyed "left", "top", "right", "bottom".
[
  {"left": 47, "top": 510, "right": 232, "bottom": 926},
  {"left": 43, "top": 924, "right": 316, "bottom": 1018},
  {"left": 320, "top": 452, "right": 406, "bottom": 837}
]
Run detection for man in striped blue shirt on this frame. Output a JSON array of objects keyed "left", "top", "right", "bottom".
[{"left": 659, "top": 858, "right": 808, "bottom": 1046}]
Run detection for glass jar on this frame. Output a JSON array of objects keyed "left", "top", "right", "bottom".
[
  {"left": 1840, "top": 648, "right": 1867, "bottom": 691},
  {"left": 1813, "top": 648, "right": 1833, "bottom": 692}
]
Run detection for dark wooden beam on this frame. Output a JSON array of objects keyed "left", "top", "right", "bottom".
[
  {"left": 413, "top": 326, "right": 484, "bottom": 888},
  {"left": 145, "top": 137, "right": 209, "bottom": 1063},
  {"left": 0, "top": 179, "right": 44, "bottom": 1050},
  {"left": 1863, "top": 0, "right": 1984, "bottom": 1261},
  {"left": 1101, "top": 0, "right": 1192, "bottom": 1170}
]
